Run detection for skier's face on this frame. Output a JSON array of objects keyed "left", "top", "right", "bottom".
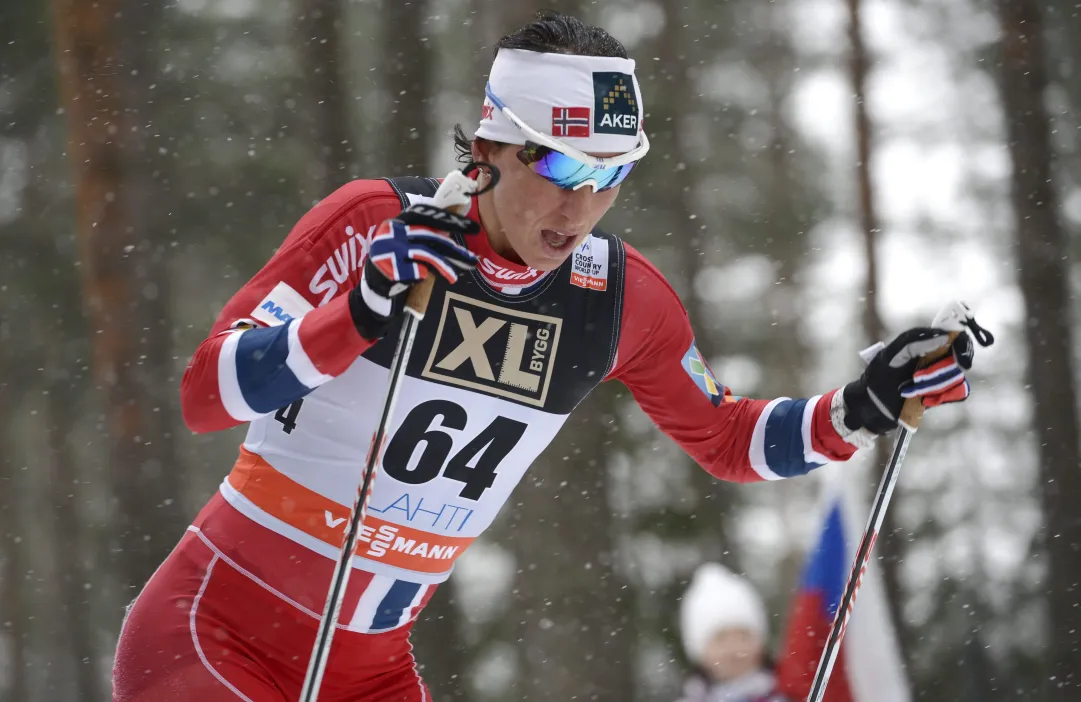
[
  {"left": 473, "top": 140, "right": 620, "bottom": 271},
  {"left": 702, "top": 627, "right": 764, "bottom": 682}
]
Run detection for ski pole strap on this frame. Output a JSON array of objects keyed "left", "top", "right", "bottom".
[
  {"left": 401, "top": 162, "right": 501, "bottom": 319},
  {"left": 963, "top": 316, "right": 994, "bottom": 347}
]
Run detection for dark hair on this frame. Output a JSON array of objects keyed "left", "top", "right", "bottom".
[
  {"left": 452, "top": 10, "right": 629, "bottom": 163},
  {"left": 495, "top": 9, "right": 628, "bottom": 58}
]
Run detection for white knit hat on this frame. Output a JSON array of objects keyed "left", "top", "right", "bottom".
[{"left": 680, "top": 563, "right": 768, "bottom": 666}]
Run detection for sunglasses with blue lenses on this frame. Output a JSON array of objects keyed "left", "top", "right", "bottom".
[{"left": 517, "top": 142, "right": 639, "bottom": 193}]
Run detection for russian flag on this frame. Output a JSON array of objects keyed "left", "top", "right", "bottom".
[{"left": 775, "top": 479, "right": 910, "bottom": 702}]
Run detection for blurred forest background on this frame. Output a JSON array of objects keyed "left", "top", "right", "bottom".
[{"left": 1, "top": 0, "right": 1080, "bottom": 700}]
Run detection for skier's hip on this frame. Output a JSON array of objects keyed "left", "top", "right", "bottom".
[
  {"left": 112, "top": 510, "right": 431, "bottom": 701},
  {"left": 192, "top": 490, "right": 438, "bottom": 633}
]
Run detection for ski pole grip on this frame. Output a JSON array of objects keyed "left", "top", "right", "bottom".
[
  {"left": 405, "top": 276, "right": 436, "bottom": 317},
  {"left": 898, "top": 331, "right": 959, "bottom": 430}
]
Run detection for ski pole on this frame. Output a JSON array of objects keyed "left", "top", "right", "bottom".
[
  {"left": 805, "top": 301, "right": 993, "bottom": 702},
  {"left": 299, "top": 164, "right": 494, "bottom": 702}
]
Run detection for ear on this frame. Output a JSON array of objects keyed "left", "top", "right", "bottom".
[
  {"left": 471, "top": 138, "right": 510, "bottom": 164},
  {"left": 471, "top": 138, "right": 489, "bottom": 163}
]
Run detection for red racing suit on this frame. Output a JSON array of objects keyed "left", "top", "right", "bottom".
[{"left": 112, "top": 178, "right": 860, "bottom": 701}]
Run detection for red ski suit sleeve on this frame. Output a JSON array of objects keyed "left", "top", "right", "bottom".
[
  {"left": 609, "top": 244, "right": 858, "bottom": 482},
  {"left": 180, "top": 180, "right": 405, "bottom": 433}
]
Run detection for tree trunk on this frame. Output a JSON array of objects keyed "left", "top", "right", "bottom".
[
  {"left": 380, "top": 0, "right": 432, "bottom": 174},
  {"left": 117, "top": 0, "right": 189, "bottom": 547},
  {"left": 655, "top": 0, "right": 734, "bottom": 564},
  {"left": 846, "top": 0, "right": 885, "bottom": 349},
  {"left": 45, "top": 369, "right": 103, "bottom": 702},
  {"left": 509, "top": 393, "right": 635, "bottom": 701},
  {"left": 995, "top": 0, "right": 1081, "bottom": 694},
  {"left": 1042, "top": 0, "right": 1081, "bottom": 195},
  {"left": 844, "top": 0, "right": 914, "bottom": 665},
  {"left": 114, "top": 0, "right": 187, "bottom": 546},
  {"left": 298, "top": 0, "right": 355, "bottom": 192},
  {"left": 49, "top": 0, "right": 162, "bottom": 598},
  {"left": 757, "top": 2, "right": 820, "bottom": 600},
  {"left": 0, "top": 371, "right": 27, "bottom": 702}
]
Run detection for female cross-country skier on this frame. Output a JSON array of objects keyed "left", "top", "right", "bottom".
[{"left": 112, "top": 10, "right": 979, "bottom": 702}]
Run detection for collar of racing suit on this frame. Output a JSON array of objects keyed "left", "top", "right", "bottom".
[{"left": 458, "top": 190, "right": 550, "bottom": 295}]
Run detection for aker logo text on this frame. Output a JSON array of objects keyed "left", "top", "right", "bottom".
[{"left": 592, "top": 71, "right": 639, "bottom": 136}]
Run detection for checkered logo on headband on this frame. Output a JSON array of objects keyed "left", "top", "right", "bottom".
[
  {"left": 593, "top": 72, "right": 638, "bottom": 136},
  {"left": 552, "top": 106, "right": 591, "bottom": 137}
]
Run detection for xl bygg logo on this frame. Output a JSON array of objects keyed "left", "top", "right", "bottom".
[{"left": 422, "top": 293, "right": 562, "bottom": 407}]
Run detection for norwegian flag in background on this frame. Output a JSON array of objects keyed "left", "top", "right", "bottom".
[
  {"left": 775, "top": 478, "right": 911, "bottom": 702},
  {"left": 551, "top": 106, "right": 590, "bottom": 137}
]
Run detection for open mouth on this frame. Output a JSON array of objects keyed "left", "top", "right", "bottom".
[{"left": 540, "top": 229, "right": 576, "bottom": 254}]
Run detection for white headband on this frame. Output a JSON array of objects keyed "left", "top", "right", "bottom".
[{"left": 476, "top": 48, "right": 645, "bottom": 154}]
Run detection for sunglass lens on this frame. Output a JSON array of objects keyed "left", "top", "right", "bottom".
[{"left": 519, "top": 144, "right": 638, "bottom": 192}]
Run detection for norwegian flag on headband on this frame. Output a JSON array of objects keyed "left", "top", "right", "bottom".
[{"left": 552, "top": 106, "right": 591, "bottom": 138}]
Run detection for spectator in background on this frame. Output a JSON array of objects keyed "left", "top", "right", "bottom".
[{"left": 678, "top": 563, "right": 791, "bottom": 702}]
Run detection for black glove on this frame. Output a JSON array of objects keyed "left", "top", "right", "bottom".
[
  {"left": 842, "top": 327, "right": 975, "bottom": 434},
  {"left": 348, "top": 203, "right": 480, "bottom": 341}
]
